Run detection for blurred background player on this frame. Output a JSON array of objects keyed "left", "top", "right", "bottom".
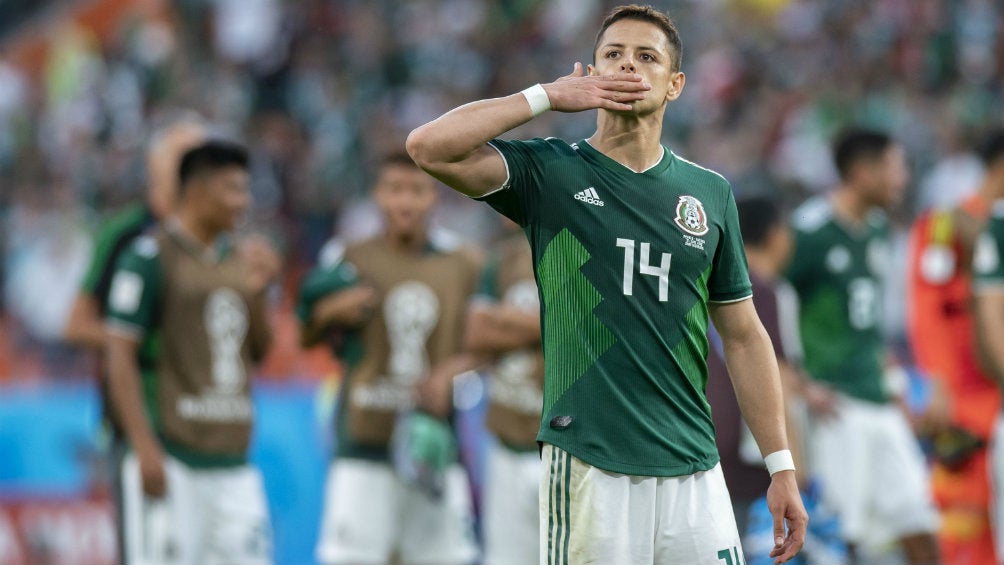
[
  {"left": 105, "top": 140, "right": 278, "bottom": 565},
  {"left": 786, "top": 129, "right": 940, "bottom": 564},
  {"left": 464, "top": 217, "right": 542, "bottom": 565},
  {"left": 972, "top": 191, "right": 1004, "bottom": 565},
  {"left": 298, "top": 153, "right": 481, "bottom": 565},
  {"left": 907, "top": 130, "right": 1004, "bottom": 565},
  {"left": 712, "top": 195, "right": 845, "bottom": 565},
  {"left": 61, "top": 111, "right": 206, "bottom": 560}
]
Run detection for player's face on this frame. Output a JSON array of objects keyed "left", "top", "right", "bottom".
[
  {"left": 865, "top": 145, "right": 909, "bottom": 208},
  {"left": 148, "top": 124, "right": 205, "bottom": 218},
  {"left": 374, "top": 164, "right": 438, "bottom": 238},
  {"left": 202, "top": 166, "right": 250, "bottom": 233},
  {"left": 590, "top": 19, "right": 684, "bottom": 114}
]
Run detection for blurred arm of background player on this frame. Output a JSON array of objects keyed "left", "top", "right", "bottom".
[
  {"left": 107, "top": 333, "right": 165, "bottom": 497},
  {"left": 64, "top": 292, "right": 106, "bottom": 347},
  {"left": 463, "top": 302, "right": 541, "bottom": 356},
  {"left": 711, "top": 299, "right": 808, "bottom": 562},
  {"left": 974, "top": 288, "right": 1004, "bottom": 386},
  {"left": 237, "top": 233, "right": 282, "bottom": 362},
  {"left": 299, "top": 285, "right": 378, "bottom": 348}
]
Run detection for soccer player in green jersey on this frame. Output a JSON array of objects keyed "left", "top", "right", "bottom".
[
  {"left": 786, "top": 129, "right": 940, "bottom": 564},
  {"left": 407, "top": 5, "right": 806, "bottom": 564},
  {"left": 63, "top": 113, "right": 206, "bottom": 561},
  {"left": 106, "top": 141, "right": 278, "bottom": 565},
  {"left": 972, "top": 199, "right": 1004, "bottom": 561}
]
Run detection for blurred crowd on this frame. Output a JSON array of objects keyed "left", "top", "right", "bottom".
[{"left": 0, "top": 0, "right": 1002, "bottom": 380}]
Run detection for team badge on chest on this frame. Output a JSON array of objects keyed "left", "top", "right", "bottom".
[{"left": 674, "top": 196, "right": 710, "bottom": 236}]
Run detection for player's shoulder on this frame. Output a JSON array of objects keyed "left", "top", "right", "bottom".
[
  {"left": 96, "top": 203, "right": 150, "bottom": 241},
  {"left": 430, "top": 227, "right": 484, "bottom": 272},
  {"left": 670, "top": 152, "right": 731, "bottom": 189},
  {"left": 125, "top": 232, "right": 161, "bottom": 261},
  {"left": 791, "top": 196, "right": 834, "bottom": 233},
  {"left": 491, "top": 136, "right": 577, "bottom": 159}
]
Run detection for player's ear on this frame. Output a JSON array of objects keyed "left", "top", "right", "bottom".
[
  {"left": 587, "top": 63, "right": 597, "bottom": 76},
  {"left": 665, "top": 71, "right": 685, "bottom": 102}
]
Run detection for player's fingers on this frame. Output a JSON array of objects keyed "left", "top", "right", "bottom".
[
  {"left": 597, "top": 99, "right": 635, "bottom": 112},
  {"left": 772, "top": 510, "right": 785, "bottom": 548},
  {"left": 571, "top": 62, "right": 584, "bottom": 77}
]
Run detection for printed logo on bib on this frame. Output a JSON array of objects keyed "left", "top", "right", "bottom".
[
  {"left": 352, "top": 281, "right": 440, "bottom": 411},
  {"left": 674, "top": 196, "right": 709, "bottom": 236}
]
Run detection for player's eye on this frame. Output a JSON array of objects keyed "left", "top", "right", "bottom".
[
  {"left": 605, "top": 50, "right": 620, "bottom": 59},
  {"left": 640, "top": 53, "right": 656, "bottom": 62}
]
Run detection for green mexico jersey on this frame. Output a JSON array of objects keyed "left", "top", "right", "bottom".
[
  {"left": 973, "top": 201, "right": 1004, "bottom": 290},
  {"left": 478, "top": 137, "right": 752, "bottom": 477},
  {"left": 786, "top": 197, "right": 889, "bottom": 403}
]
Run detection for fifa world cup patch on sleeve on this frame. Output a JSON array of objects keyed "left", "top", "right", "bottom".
[{"left": 110, "top": 271, "right": 144, "bottom": 314}]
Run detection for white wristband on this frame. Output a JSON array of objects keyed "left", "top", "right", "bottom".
[
  {"left": 764, "top": 449, "right": 796, "bottom": 476},
  {"left": 521, "top": 84, "right": 551, "bottom": 117}
]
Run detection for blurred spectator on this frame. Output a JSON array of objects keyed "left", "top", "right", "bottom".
[{"left": 0, "top": 0, "right": 1003, "bottom": 380}]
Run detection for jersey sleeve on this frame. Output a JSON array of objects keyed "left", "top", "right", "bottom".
[
  {"left": 475, "top": 138, "right": 552, "bottom": 226},
  {"left": 973, "top": 213, "right": 1004, "bottom": 291},
  {"left": 105, "top": 238, "right": 164, "bottom": 340},
  {"left": 708, "top": 190, "right": 753, "bottom": 303}
]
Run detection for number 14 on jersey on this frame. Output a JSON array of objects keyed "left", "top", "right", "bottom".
[{"left": 616, "top": 238, "right": 672, "bottom": 302}]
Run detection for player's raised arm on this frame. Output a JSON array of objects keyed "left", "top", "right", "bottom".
[
  {"left": 710, "top": 299, "right": 807, "bottom": 564},
  {"left": 406, "top": 63, "right": 650, "bottom": 197}
]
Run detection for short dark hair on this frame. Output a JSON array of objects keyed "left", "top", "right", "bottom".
[
  {"left": 737, "top": 196, "right": 783, "bottom": 247},
  {"left": 833, "top": 128, "right": 894, "bottom": 181},
  {"left": 594, "top": 5, "right": 683, "bottom": 72},
  {"left": 380, "top": 151, "right": 421, "bottom": 171},
  {"left": 978, "top": 129, "right": 1004, "bottom": 167},
  {"left": 178, "top": 140, "right": 249, "bottom": 193}
]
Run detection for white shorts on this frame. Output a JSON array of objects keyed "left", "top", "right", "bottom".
[
  {"left": 121, "top": 453, "right": 272, "bottom": 565},
  {"left": 809, "top": 395, "right": 939, "bottom": 546},
  {"left": 315, "top": 458, "right": 478, "bottom": 565},
  {"left": 989, "top": 413, "right": 1004, "bottom": 563},
  {"left": 540, "top": 444, "right": 743, "bottom": 565},
  {"left": 483, "top": 441, "right": 541, "bottom": 565}
]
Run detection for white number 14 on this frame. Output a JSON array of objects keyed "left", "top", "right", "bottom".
[{"left": 616, "top": 238, "right": 672, "bottom": 302}]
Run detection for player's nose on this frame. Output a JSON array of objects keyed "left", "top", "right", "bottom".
[{"left": 620, "top": 57, "right": 635, "bottom": 73}]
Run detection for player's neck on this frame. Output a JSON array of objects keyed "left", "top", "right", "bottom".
[
  {"left": 829, "top": 187, "right": 872, "bottom": 225},
  {"left": 173, "top": 212, "right": 219, "bottom": 248},
  {"left": 384, "top": 229, "right": 428, "bottom": 254},
  {"left": 588, "top": 112, "right": 665, "bottom": 173}
]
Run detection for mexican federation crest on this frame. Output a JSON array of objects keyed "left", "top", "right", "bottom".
[{"left": 674, "top": 195, "right": 709, "bottom": 236}]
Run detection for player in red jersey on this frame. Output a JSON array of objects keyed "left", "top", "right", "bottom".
[{"left": 907, "top": 130, "right": 1004, "bottom": 565}]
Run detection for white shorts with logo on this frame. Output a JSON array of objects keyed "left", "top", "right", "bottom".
[
  {"left": 809, "top": 394, "right": 939, "bottom": 546},
  {"left": 540, "top": 444, "right": 743, "bottom": 565},
  {"left": 121, "top": 452, "right": 272, "bottom": 565},
  {"left": 315, "top": 458, "right": 478, "bottom": 565},
  {"left": 483, "top": 441, "right": 541, "bottom": 565}
]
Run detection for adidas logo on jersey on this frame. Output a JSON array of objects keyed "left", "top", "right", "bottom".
[{"left": 574, "top": 187, "right": 604, "bottom": 206}]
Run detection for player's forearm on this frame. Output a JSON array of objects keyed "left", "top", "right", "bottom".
[
  {"left": 407, "top": 94, "right": 533, "bottom": 169},
  {"left": 63, "top": 296, "right": 106, "bottom": 348},
  {"left": 464, "top": 307, "right": 540, "bottom": 354},
  {"left": 974, "top": 293, "right": 1004, "bottom": 383},
  {"left": 721, "top": 326, "right": 789, "bottom": 456},
  {"left": 107, "top": 339, "right": 161, "bottom": 456}
]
